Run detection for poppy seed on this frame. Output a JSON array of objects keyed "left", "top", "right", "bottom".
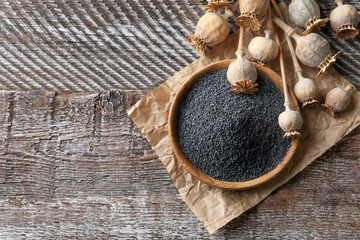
[{"left": 178, "top": 68, "right": 292, "bottom": 182}]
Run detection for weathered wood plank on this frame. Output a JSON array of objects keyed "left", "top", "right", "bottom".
[
  {"left": 0, "top": 0, "right": 359, "bottom": 238},
  {"left": 0, "top": 90, "right": 359, "bottom": 239},
  {"left": 0, "top": 90, "right": 153, "bottom": 198},
  {"left": 0, "top": 0, "right": 359, "bottom": 92}
]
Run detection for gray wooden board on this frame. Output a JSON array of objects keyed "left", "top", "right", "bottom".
[
  {"left": 0, "top": 0, "right": 360, "bottom": 238},
  {"left": 0, "top": 90, "right": 359, "bottom": 239},
  {"left": 0, "top": 0, "right": 358, "bottom": 92}
]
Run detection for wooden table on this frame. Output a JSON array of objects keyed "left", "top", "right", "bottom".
[{"left": 0, "top": 0, "right": 359, "bottom": 239}]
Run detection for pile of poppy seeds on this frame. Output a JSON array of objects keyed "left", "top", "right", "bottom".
[{"left": 178, "top": 68, "right": 292, "bottom": 182}]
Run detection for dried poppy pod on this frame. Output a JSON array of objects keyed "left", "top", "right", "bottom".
[
  {"left": 294, "top": 73, "right": 319, "bottom": 108},
  {"left": 235, "top": 0, "right": 270, "bottom": 31},
  {"left": 203, "top": 0, "right": 233, "bottom": 13},
  {"left": 288, "top": 0, "right": 329, "bottom": 36},
  {"left": 273, "top": 16, "right": 340, "bottom": 76},
  {"left": 321, "top": 85, "right": 353, "bottom": 117},
  {"left": 248, "top": 30, "right": 279, "bottom": 64},
  {"left": 227, "top": 54, "right": 259, "bottom": 95},
  {"left": 186, "top": 10, "right": 232, "bottom": 55},
  {"left": 272, "top": 0, "right": 303, "bottom": 139},
  {"left": 330, "top": 0, "right": 359, "bottom": 40},
  {"left": 227, "top": 27, "right": 259, "bottom": 95},
  {"left": 281, "top": 13, "right": 320, "bottom": 108},
  {"left": 278, "top": 105, "right": 303, "bottom": 138}
]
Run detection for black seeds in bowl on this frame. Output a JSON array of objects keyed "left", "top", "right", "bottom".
[{"left": 177, "top": 68, "right": 292, "bottom": 182}]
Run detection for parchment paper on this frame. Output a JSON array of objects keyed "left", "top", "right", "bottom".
[{"left": 127, "top": 11, "right": 360, "bottom": 234}]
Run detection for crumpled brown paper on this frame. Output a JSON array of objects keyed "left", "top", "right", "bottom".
[{"left": 127, "top": 15, "right": 360, "bottom": 234}]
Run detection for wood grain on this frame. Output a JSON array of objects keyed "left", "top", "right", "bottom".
[
  {"left": 0, "top": 0, "right": 359, "bottom": 238},
  {"left": 0, "top": 0, "right": 359, "bottom": 92},
  {"left": 0, "top": 90, "right": 359, "bottom": 239}
]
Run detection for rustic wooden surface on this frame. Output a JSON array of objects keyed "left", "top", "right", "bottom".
[
  {"left": 0, "top": 90, "right": 359, "bottom": 239},
  {"left": 0, "top": 0, "right": 359, "bottom": 91},
  {"left": 0, "top": 0, "right": 359, "bottom": 239}
]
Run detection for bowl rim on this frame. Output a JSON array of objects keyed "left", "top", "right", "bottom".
[{"left": 168, "top": 59, "right": 300, "bottom": 190}]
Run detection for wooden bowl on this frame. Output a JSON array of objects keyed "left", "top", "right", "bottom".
[{"left": 168, "top": 59, "right": 300, "bottom": 190}]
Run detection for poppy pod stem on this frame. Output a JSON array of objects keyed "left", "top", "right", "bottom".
[
  {"left": 284, "top": 31, "right": 303, "bottom": 75},
  {"left": 272, "top": 6, "right": 303, "bottom": 76},
  {"left": 271, "top": 3, "right": 290, "bottom": 107},
  {"left": 235, "top": 27, "right": 245, "bottom": 58},
  {"left": 264, "top": 30, "right": 272, "bottom": 39},
  {"left": 271, "top": 0, "right": 301, "bottom": 74},
  {"left": 335, "top": 0, "right": 343, "bottom": 6},
  {"left": 272, "top": 0, "right": 303, "bottom": 138},
  {"left": 218, "top": 0, "right": 239, "bottom": 21},
  {"left": 272, "top": 16, "right": 301, "bottom": 41},
  {"left": 220, "top": 9, "right": 234, "bottom": 21},
  {"left": 265, "top": 4, "right": 274, "bottom": 33},
  {"left": 220, "top": 0, "right": 240, "bottom": 21},
  {"left": 264, "top": 3, "right": 275, "bottom": 40},
  {"left": 272, "top": 0, "right": 319, "bottom": 108},
  {"left": 344, "top": 85, "right": 353, "bottom": 92},
  {"left": 287, "top": 40, "right": 320, "bottom": 108}
]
